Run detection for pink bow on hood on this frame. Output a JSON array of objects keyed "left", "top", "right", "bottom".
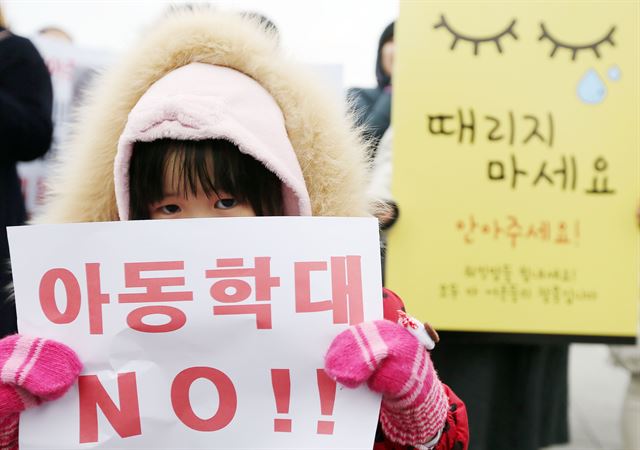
[{"left": 114, "top": 62, "right": 312, "bottom": 220}]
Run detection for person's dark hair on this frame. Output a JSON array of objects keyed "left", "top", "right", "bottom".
[
  {"left": 375, "top": 21, "right": 395, "bottom": 88},
  {"left": 129, "top": 139, "right": 284, "bottom": 219}
]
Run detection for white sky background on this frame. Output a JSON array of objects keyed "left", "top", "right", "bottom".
[{"left": 2, "top": 0, "right": 398, "bottom": 89}]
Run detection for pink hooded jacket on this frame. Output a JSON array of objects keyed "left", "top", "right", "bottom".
[
  {"left": 114, "top": 63, "right": 312, "bottom": 219},
  {"left": 34, "top": 9, "right": 370, "bottom": 225}
]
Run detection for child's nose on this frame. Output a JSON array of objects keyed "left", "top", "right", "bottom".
[{"left": 187, "top": 206, "right": 220, "bottom": 219}]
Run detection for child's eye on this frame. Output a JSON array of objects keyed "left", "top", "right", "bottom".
[
  {"left": 161, "top": 204, "right": 182, "bottom": 214},
  {"left": 215, "top": 198, "right": 238, "bottom": 209}
]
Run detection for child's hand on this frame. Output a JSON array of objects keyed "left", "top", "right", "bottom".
[
  {"left": 0, "top": 412, "right": 20, "bottom": 450},
  {"left": 0, "top": 335, "right": 82, "bottom": 448},
  {"left": 0, "top": 334, "right": 82, "bottom": 447},
  {"left": 324, "top": 319, "right": 448, "bottom": 446}
]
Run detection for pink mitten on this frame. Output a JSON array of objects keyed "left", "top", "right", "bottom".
[
  {"left": 0, "top": 384, "right": 40, "bottom": 416},
  {"left": 0, "top": 413, "right": 19, "bottom": 450},
  {"left": 0, "top": 335, "right": 82, "bottom": 450},
  {"left": 0, "top": 385, "right": 40, "bottom": 450},
  {"left": 0, "top": 335, "right": 82, "bottom": 401},
  {"left": 324, "top": 320, "right": 448, "bottom": 446},
  {"left": 0, "top": 335, "right": 81, "bottom": 450}
]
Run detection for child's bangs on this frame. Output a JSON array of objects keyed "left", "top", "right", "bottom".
[
  {"left": 129, "top": 138, "right": 284, "bottom": 219},
  {"left": 166, "top": 140, "right": 247, "bottom": 202}
]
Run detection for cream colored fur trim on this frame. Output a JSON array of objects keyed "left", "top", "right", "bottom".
[{"left": 34, "top": 8, "right": 373, "bottom": 224}]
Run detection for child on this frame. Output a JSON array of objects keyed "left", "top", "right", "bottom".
[{"left": 0, "top": 9, "right": 468, "bottom": 450}]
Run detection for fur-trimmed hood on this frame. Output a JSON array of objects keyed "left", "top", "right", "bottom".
[{"left": 35, "top": 9, "right": 371, "bottom": 223}]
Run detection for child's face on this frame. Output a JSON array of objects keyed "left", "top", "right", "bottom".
[{"left": 148, "top": 155, "right": 256, "bottom": 220}]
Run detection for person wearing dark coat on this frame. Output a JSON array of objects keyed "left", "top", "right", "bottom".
[
  {"left": 359, "top": 19, "right": 570, "bottom": 450},
  {"left": 348, "top": 21, "right": 394, "bottom": 158},
  {"left": 349, "top": 22, "right": 398, "bottom": 285},
  {"left": 0, "top": 24, "right": 54, "bottom": 338},
  {"left": 373, "top": 124, "right": 570, "bottom": 449},
  {"left": 430, "top": 338, "right": 569, "bottom": 450}
]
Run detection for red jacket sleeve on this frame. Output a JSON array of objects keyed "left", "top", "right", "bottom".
[
  {"left": 382, "top": 287, "right": 405, "bottom": 322},
  {"left": 375, "top": 288, "right": 470, "bottom": 450}
]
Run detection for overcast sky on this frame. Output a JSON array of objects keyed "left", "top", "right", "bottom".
[{"left": 2, "top": 0, "right": 398, "bottom": 88}]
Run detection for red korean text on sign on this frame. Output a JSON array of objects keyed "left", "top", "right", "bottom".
[
  {"left": 39, "top": 263, "right": 110, "bottom": 335},
  {"left": 294, "top": 256, "right": 364, "bottom": 325},
  {"left": 39, "top": 261, "right": 195, "bottom": 335},
  {"left": 206, "top": 257, "right": 280, "bottom": 329},
  {"left": 118, "top": 261, "right": 194, "bottom": 333}
]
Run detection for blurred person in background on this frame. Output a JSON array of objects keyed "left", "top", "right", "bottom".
[
  {"left": 0, "top": 5, "right": 53, "bottom": 338},
  {"left": 610, "top": 339, "right": 640, "bottom": 450},
  {"left": 372, "top": 124, "right": 570, "bottom": 450},
  {"left": 348, "top": 21, "right": 394, "bottom": 157},
  {"left": 431, "top": 335, "right": 569, "bottom": 450},
  {"left": 609, "top": 205, "right": 640, "bottom": 450},
  {"left": 349, "top": 22, "right": 398, "bottom": 283},
  {"left": 368, "top": 19, "right": 570, "bottom": 450},
  {"left": 367, "top": 126, "right": 399, "bottom": 280}
]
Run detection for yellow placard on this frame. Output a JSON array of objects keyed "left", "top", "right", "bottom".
[{"left": 388, "top": 0, "right": 639, "bottom": 337}]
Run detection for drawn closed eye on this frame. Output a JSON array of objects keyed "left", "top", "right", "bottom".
[
  {"left": 433, "top": 14, "right": 518, "bottom": 55},
  {"left": 538, "top": 23, "right": 616, "bottom": 60}
]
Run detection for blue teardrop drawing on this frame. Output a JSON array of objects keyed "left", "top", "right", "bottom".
[
  {"left": 577, "top": 69, "right": 606, "bottom": 104},
  {"left": 608, "top": 65, "right": 621, "bottom": 81}
]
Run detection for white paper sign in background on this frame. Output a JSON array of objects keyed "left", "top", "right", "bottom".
[{"left": 8, "top": 217, "right": 383, "bottom": 449}]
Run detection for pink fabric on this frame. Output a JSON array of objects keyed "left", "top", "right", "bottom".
[
  {"left": 0, "top": 334, "right": 81, "bottom": 450},
  {"left": 0, "top": 413, "right": 18, "bottom": 450},
  {"left": 0, "top": 385, "right": 38, "bottom": 417},
  {"left": 0, "top": 335, "right": 81, "bottom": 401},
  {"left": 114, "top": 63, "right": 312, "bottom": 220},
  {"left": 324, "top": 320, "right": 448, "bottom": 446}
]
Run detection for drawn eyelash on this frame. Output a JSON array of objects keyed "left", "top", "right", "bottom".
[
  {"left": 538, "top": 23, "right": 615, "bottom": 60},
  {"left": 433, "top": 14, "right": 518, "bottom": 55}
]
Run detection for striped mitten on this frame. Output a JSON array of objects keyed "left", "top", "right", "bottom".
[
  {"left": 0, "top": 384, "right": 40, "bottom": 417},
  {"left": 0, "top": 334, "right": 82, "bottom": 450},
  {"left": 324, "top": 320, "right": 448, "bottom": 446},
  {"left": 0, "top": 335, "right": 82, "bottom": 401},
  {"left": 0, "top": 413, "right": 19, "bottom": 450}
]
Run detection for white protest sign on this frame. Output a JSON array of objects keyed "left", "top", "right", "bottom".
[{"left": 8, "top": 217, "right": 383, "bottom": 449}]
